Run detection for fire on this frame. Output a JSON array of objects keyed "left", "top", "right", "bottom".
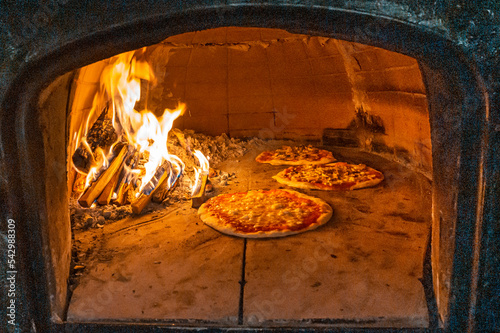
[
  {"left": 72, "top": 49, "right": 209, "bottom": 210},
  {"left": 84, "top": 146, "right": 108, "bottom": 188},
  {"left": 192, "top": 150, "right": 210, "bottom": 196}
]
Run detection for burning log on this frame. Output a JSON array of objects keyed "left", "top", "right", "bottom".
[
  {"left": 130, "top": 184, "right": 161, "bottom": 214},
  {"left": 72, "top": 106, "right": 117, "bottom": 173},
  {"left": 191, "top": 174, "right": 209, "bottom": 208},
  {"left": 72, "top": 173, "right": 87, "bottom": 196},
  {"left": 191, "top": 150, "right": 210, "bottom": 208},
  {"left": 114, "top": 182, "right": 131, "bottom": 206},
  {"left": 131, "top": 161, "right": 180, "bottom": 214},
  {"left": 96, "top": 164, "right": 122, "bottom": 205},
  {"left": 78, "top": 145, "right": 128, "bottom": 207},
  {"left": 152, "top": 177, "right": 179, "bottom": 203},
  {"left": 111, "top": 149, "right": 140, "bottom": 206}
]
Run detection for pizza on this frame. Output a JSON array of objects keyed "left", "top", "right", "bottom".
[
  {"left": 255, "top": 145, "right": 335, "bottom": 165},
  {"left": 198, "top": 189, "right": 332, "bottom": 238},
  {"left": 273, "top": 162, "right": 384, "bottom": 191}
]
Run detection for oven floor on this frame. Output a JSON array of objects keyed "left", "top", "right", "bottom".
[{"left": 67, "top": 145, "right": 432, "bottom": 328}]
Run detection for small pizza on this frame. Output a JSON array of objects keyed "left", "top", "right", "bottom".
[
  {"left": 273, "top": 162, "right": 384, "bottom": 191},
  {"left": 198, "top": 189, "right": 332, "bottom": 238},
  {"left": 255, "top": 145, "right": 335, "bottom": 165}
]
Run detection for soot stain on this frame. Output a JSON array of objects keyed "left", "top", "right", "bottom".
[{"left": 311, "top": 282, "right": 322, "bottom": 288}]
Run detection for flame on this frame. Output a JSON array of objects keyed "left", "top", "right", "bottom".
[
  {"left": 73, "top": 49, "right": 190, "bottom": 203},
  {"left": 84, "top": 146, "right": 108, "bottom": 188},
  {"left": 192, "top": 150, "right": 210, "bottom": 196}
]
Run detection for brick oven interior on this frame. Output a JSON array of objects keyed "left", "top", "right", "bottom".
[{"left": 38, "top": 27, "right": 437, "bottom": 328}]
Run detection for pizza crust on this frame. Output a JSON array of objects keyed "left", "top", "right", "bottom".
[
  {"left": 272, "top": 175, "right": 328, "bottom": 190},
  {"left": 257, "top": 155, "right": 334, "bottom": 166},
  {"left": 198, "top": 189, "right": 332, "bottom": 238},
  {"left": 273, "top": 163, "right": 384, "bottom": 191},
  {"left": 349, "top": 176, "right": 384, "bottom": 190},
  {"left": 255, "top": 146, "right": 336, "bottom": 165}
]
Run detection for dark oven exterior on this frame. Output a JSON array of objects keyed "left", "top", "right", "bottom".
[{"left": 0, "top": 1, "right": 499, "bottom": 332}]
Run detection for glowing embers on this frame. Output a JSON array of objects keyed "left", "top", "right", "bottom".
[{"left": 71, "top": 49, "right": 208, "bottom": 212}]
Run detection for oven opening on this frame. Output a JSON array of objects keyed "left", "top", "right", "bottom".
[{"left": 39, "top": 27, "right": 435, "bottom": 328}]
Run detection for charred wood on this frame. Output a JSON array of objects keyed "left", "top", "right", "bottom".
[{"left": 72, "top": 107, "right": 117, "bottom": 173}]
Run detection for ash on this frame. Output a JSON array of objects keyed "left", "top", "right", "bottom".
[{"left": 70, "top": 129, "right": 264, "bottom": 229}]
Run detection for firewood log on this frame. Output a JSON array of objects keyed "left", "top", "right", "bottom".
[
  {"left": 96, "top": 164, "right": 122, "bottom": 205},
  {"left": 78, "top": 145, "right": 128, "bottom": 207},
  {"left": 114, "top": 181, "right": 129, "bottom": 206},
  {"left": 72, "top": 106, "right": 117, "bottom": 173},
  {"left": 191, "top": 174, "right": 208, "bottom": 208},
  {"left": 131, "top": 162, "right": 179, "bottom": 214}
]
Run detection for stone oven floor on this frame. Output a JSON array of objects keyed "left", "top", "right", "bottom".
[{"left": 67, "top": 145, "right": 432, "bottom": 328}]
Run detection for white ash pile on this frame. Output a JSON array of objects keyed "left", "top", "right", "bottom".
[
  {"left": 168, "top": 129, "right": 263, "bottom": 166},
  {"left": 70, "top": 129, "right": 263, "bottom": 229}
]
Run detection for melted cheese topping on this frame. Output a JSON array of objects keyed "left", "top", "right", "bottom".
[
  {"left": 269, "top": 145, "right": 331, "bottom": 161},
  {"left": 203, "top": 190, "right": 324, "bottom": 233},
  {"left": 282, "top": 163, "right": 381, "bottom": 187}
]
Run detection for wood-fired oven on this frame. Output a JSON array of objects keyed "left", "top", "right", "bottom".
[{"left": 1, "top": 1, "right": 498, "bottom": 332}]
